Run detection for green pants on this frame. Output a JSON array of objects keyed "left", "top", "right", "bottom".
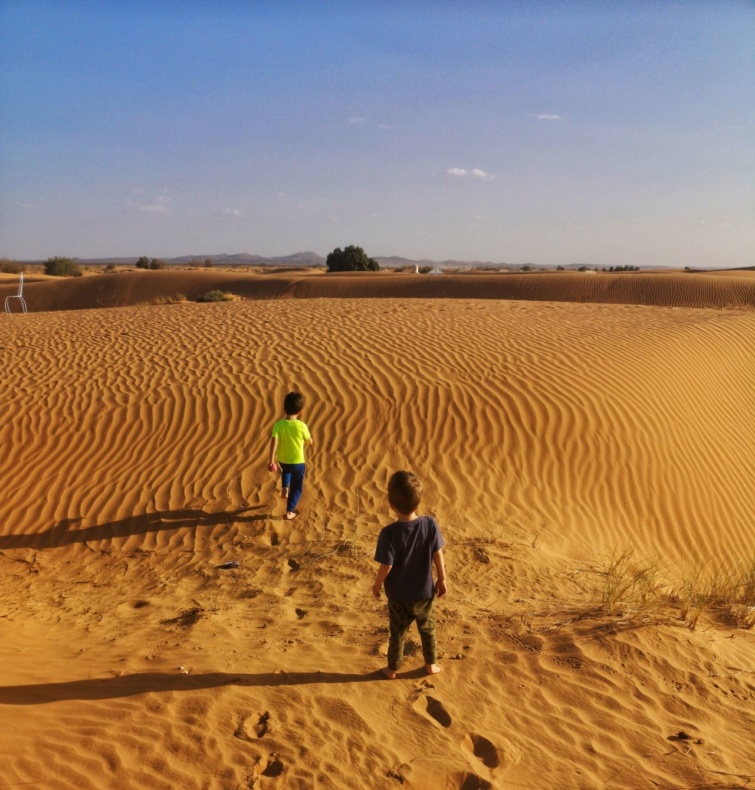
[{"left": 387, "top": 598, "right": 437, "bottom": 671}]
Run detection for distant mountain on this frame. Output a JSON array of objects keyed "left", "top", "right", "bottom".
[
  {"left": 70, "top": 252, "right": 327, "bottom": 266},
  {"left": 45, "top": 253, "right": 677, "bottom": 270}
]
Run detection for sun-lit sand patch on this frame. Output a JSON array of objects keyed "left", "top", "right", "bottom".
[{"left": 1, "top": 281, "right": 753, "bottom": 789}]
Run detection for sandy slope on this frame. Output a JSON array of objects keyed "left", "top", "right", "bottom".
[
  {"left": 0, "top": 289, "right": 753, "bottom": 789},
  {"left": 3, "top": 268, "right": 755, "bottom": 313}
]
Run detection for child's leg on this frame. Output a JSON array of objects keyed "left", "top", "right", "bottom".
[
  {"left": 415, "top": 599, "right": 440, "bottom": 673},
  {"left": 280, "top": 465, "right": 292, "bottom": 498},
  {"left": 386, "top": 599, "right": 415, "bottom": 673},
  {"left": 286, "top": 463, "right": 306, "bottom": 513}
]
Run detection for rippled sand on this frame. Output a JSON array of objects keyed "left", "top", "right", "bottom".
[{"left": 1, "top": 270, "right": 753, "bottom": 789}]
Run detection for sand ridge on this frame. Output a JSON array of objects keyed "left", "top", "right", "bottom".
[
  {"left": 1, "top": 293, "right": 753, "bottom": 788},
  {"left": 3, "top": 268, "right": 755, "bottom": 313}
]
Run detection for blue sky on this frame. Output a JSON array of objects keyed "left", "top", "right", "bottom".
[{"left": 1, "top": 0, "right": 753, "bottom": 266}]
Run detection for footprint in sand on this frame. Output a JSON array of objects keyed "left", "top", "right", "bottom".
[
  {"left": 413, "top": 695, "right": 452, "bottom": 728},
  {"left": 460, "top": 775, "right": 493, "bottom": 790},
  {"left": 462, "top": 733, "right": 500, "bottom": 769},
  {"left": 254, "top": 711, "right": 270, "bottom": 738},
  {"left": 261, "top": 755, "right": 284, "bottom": 777}
]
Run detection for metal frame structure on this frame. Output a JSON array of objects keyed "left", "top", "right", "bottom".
[{"left": 4, "top": 271, "right": 27, "bottom": 314}]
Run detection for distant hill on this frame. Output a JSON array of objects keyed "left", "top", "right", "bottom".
[
  {"left": 17, "top": 252, "right": 711, "bottom": 270},
  {"left": 66, "top": 252, "right": 328, "bottom": 267}
]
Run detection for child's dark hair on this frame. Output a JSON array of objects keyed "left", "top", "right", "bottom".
[
  {"left": 284, "top": 391, "right": 305, "bottom": 416},
  {"left": 388, "top": 471, "right": 423, "bottom": 514}
]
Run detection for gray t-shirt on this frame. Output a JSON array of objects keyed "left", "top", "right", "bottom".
[{"left": 374, "top": 515, "right": 445, "bottom": 602}]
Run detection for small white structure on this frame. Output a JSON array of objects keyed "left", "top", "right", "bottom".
[
  {"left": 4, "top": 271, "right": 27, "bottom": 314},
  {"left": 427, "top": 267, "right": 444, "bottom": 275},
  {"left": 413, "top": 264, "right": 419, "bottom": 274}
]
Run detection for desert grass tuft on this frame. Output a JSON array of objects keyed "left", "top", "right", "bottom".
[
  {"left": 668, "top": 557, "right": 755, "bottom": 630},
  {"left": 195, "top": 290, "right": 236, "bottom": 303},
  {"left": 150, "top": 293, "right": 187, "bottom": 305},
  {"left": 597, "top": 547, "right": 665, "bottom": 616},
  {"left": 591, "top": 547, "right": 755, "bottom": 630}
]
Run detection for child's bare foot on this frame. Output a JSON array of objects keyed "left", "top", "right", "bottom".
[
  {"left": 284, "top": 511, "right": 298, "bottom": 521},
  {"left": 381, "top": 667, "right": 397, "bottom": 679},
  {"left": 426, "top": 664, "right": 442, "bottom": 675},
  {"left": 280, "top": 487, "right": 289, "bottom": 499}
]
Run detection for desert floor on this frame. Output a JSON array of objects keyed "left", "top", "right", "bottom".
[{"left": 1, "top": 270, "right": 753, "bottom": 789}]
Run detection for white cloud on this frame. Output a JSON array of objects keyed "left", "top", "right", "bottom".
[
  {"left": 137, "top": 195, "right": 173, "bottom": 213},
  {"left": 222, "top": 208, "right": 242, "bottom": 217},
  {"left": 446, "top": 167, "right": 495, "bottom": 180},
  {"left": 470, "top": 168, "right": 495, "bottom": 180},
  {"left": 348, "top": 116, "right": 366, "bottom": 125},
  {"left": 532, "top": 114, "right": 563, "bottom": 120}
]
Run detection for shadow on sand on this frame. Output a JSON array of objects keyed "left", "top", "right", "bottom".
[
  {"left": 0, "top": 668, "right": 429, "bottom": 705},
  {"left": 0, "top": 506, "right": 270, "bottom": 551}
]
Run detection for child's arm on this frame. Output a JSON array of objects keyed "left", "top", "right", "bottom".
[
  {"left": 372, "top": 563, "right": 392, "bottom": 598},
  {"left": 433, "top": 549, "right": 447, "bottom": 597},
  {"left": 268, "top": 437, "right": 278, "bottom": 471}
]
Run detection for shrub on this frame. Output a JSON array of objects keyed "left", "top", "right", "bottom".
[
  {"left": 135, "top": 256, "right": 151, "bottom": 269},
  {"left": 149, "top": 258, "right": 165, "bottom": 270},
  {"left": 196, "top": 290, "right": 233, "bottom": 303},
  {"left": 0, "top": 257, "right": 24, "bottom": 274},
  {"left": 44, "top": 256, "right": 83, "bottom": 277}
]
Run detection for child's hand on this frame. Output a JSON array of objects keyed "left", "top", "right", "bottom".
[
  {"left": 372, "top": 583, "right": 382, "bottom": 598},
  {"left": 435, "top": 579, "right": 447, "bottom": 597},
  {"left": 268, "top": 461, "right": 278, "bottom": 472}
]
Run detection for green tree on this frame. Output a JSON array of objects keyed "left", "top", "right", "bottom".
[
  {"left": 326, "top": 245, "right": 380, "bottom": 272},
  {"left": 135, "top": 256, "right": 150, "bottom": 269},
  {"left": 44, "top": 256, "right": 83, "bottom": 277},
  {"left": 149, "top": 258, "right": 165, "bottom": 270}
]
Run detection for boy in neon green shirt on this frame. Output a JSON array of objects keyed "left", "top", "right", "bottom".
[{"left": 268, "top": 391, "right": 313, "bottom": 520}]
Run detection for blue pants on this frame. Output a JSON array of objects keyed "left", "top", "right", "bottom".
[{"left": 280, "top": 463, "right": 305, "bottom": 512}]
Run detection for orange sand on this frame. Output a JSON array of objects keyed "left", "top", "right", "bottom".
[{"left": 0, "top": 270, "right": 753, "bottom": 789}]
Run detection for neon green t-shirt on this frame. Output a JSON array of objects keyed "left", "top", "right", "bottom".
[{"left": 271, "top": 418, "right": 311, "bottom": 464}]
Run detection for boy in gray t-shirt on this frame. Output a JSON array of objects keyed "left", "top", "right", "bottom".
[{"left": 373, "top": 471, "right": 447, "bottom": 679}]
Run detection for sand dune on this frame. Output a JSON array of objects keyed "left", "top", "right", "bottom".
[
  {"left": 1, "top": 289, "right": 753, "bottom": 788},
  {"left": 2, "top": 268, "right": 755, "bottom": 313}
]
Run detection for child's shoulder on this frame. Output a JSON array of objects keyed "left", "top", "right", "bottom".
[{"left": 384, "top": 514, "right": 436, "bottom": 530}]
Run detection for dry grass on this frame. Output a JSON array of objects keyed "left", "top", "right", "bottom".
[
  {"left": 597, "top": 547, "right": 666, "bottom": 616},
  {"left": 149, "top": 293, "right": 187, "bottom": 305},
  {"left": 594, "top": 549, "right": 755, "bottom": 630},
  {"left": 668, "top": 558, "right": 755, "bottom": 629}
]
